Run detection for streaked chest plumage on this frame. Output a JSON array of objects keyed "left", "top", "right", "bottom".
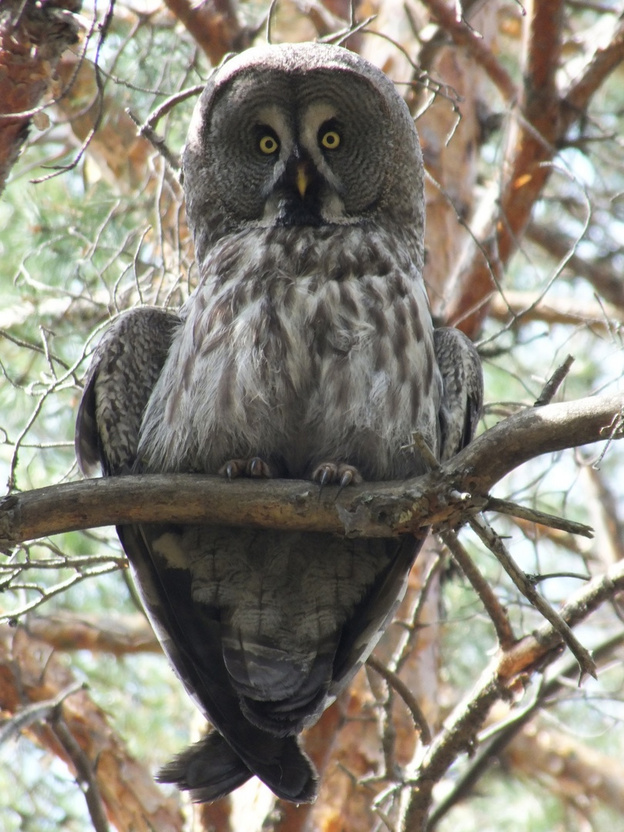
[{"left": 139, "top": 224, "right": 442, "bottom": 479}]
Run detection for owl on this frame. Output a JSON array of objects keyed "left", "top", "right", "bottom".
[{"left": 76, "top": 42, "right": 482, "bottom": 804}]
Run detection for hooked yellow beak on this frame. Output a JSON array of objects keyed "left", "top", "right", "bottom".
[{"left": 296, "top": 163, "right": 310, "bottom": 198}]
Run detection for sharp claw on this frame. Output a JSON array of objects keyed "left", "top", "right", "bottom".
[
  {"left": 225, "top": 462, "right": 236, "bottom": 480},
  {"left": 339, "top": 470, "right": 353, "bottom": 489},
  {"left": 315, "top": 466, "right": 332, "bottom": 502},
  {"left": 249, "top": 458, "right": 260, "bottom": 477},
  {"left": 335, "top": 471, "right": 354, "bottom": 501}
]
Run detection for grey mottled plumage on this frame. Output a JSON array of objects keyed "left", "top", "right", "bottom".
[{"left": 76, "top": 42, "right": 482, "bottom": 804}]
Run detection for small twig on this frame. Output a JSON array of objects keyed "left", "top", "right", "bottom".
[
  {"left": 126, "top": 108, "right": 181, "bottom": 172},
  {"left": 144, "top": 84, "right": 205, "bottom": 130},
  {"left": 265, "top": 0, "right": 278, "bottom": 43},
  {"left": 527, "top": 571, "right": 590, "bottom": 585},
  {"left": 439, "top": 529, "right": 516, "bottom": 650},
  {"left": 394, "top": 550, "right": 444, "bottom": 675},
  {"left": 418, "top": 0, "right": 518, "bottom": 103},
  {"left": 534, "top": 355, "right": 575, "bottom": 406},
  {"left": 485, "top": 496, "right": 594, "bottom": 538},
  {"left": 50, "top": 712, "right": 110, "bottom": 832},
  {"left": 427, "top": 630, "right": 624, "bottom": 830},
  {"left": 401, "top": 430, "right": 441, "bottom": 471},
  {"left": 0, "top": 681, "right": 85, "bottom": 746},
  {"left": 468, "top": 516, "right": 597, "bottom": 680},
  {"left": 372, "top": 802, "right": 396, "bottom": 832},
  {"left": 330, "top": 14, "right": 379, "bottom": 46},
  {"left": 367, "top": 654, "right": 432, "bottom": 745}
]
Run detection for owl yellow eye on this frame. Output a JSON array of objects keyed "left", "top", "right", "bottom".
[
  {"left": 259, "top": 135, "right": 279, "bottom": 154},
  {"left": 320, "top": 130, "right": 341, "bottom": 150}
]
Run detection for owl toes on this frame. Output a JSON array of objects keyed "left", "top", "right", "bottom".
[
  {"left": 246, "top": 456, "right": 273, "bottom": 478},
  {"left": 219, "top": 459, "right": 247, "bottom": 479},
  {"left": 311, "top": 462, "right": 363, "bottom": 489},
  {"left": 219, "top": 457, "right": 274, "bottom": 479}
]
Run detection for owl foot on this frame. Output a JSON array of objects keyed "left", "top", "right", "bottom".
[
  {"left": 219, "top": 457, "right": 274, "bottom": 479},
  {"left": 312, "top": 462, "right": 363, "bottom": 498}
]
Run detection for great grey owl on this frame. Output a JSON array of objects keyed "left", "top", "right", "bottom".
[{"left": 76, "top": 42, "right": 483, "bottom": 804}]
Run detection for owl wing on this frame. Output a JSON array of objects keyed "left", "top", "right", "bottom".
[
  {"left": 76, "top": 307, "right": 180, "bottom": 476},
  {"left": 434, "top": 327, "right": 483, "bottom": 461}
]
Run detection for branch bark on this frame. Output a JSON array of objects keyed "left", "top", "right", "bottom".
[
  {"left": 1, "top": 392, "right": 620, "bottom": 550},
  {"left": 0, "top": 0, "right": 81, "bottom": 194},
  {"left": 162, "top": 0, "right": 252, "bottom": 65}
]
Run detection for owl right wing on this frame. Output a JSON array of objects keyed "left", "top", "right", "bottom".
[
  {"left": 76, "top": 307, "right": 180, "bottom": 476},
  {"left": 434, "top": 327, "right": 483, "bottom": 461}
]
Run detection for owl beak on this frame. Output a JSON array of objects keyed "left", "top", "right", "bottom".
[{"left": 296, "top": 163, "right": 310, "bottom": 199}]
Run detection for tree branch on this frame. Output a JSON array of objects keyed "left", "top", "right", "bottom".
[
  {"left": 396, "top": 557, "right": 624, "bottom": 831},
  {"left": 418, "top": 0, "right": 517, "bottom": 103},
  {"left": 427, "top": 631, "right": 624, "bottom": 829},
  {"left": 0, "top": 0, "right": 81, "bottom": 194},
  {"left": 0, "top": 625, "right": 184, "bottom": 832},
  {"left": 162, "top": 0, "right": 252, "bottom": 65},
  {"left": 1, "top": 392, "right": 621, "bottom": 550}
]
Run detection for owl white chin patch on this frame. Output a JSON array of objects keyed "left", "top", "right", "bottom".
[{"left": 320, "top": 191, "right": 347, "bottom": 223}]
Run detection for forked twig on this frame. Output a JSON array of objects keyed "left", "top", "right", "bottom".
[
  {"left": 367, "top": 654, "right": 432, "bottom": 745},
  {"left": 468, "top": 516, "right": 597, "bottom": 680},
  {"left": 484, "top": 497, "right": 593, "bottom": 538}
]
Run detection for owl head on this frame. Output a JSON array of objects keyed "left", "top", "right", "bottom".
[{"left": 183, "top": 42, "right": 425, "bottom": 267}]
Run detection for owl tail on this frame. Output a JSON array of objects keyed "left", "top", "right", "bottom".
[{"left": 157, "top": 729, "right": 318, "bottom": 804}]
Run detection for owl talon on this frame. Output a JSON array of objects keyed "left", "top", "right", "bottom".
[
  {"left": 338, "top": 469, "right": 355, "bottom": 490},
  {"left": 247, "top": 456, "right": 272, "bottom": 478},
  {"left": 320, "top": 467, "right": 333, "bottom": 488},
  {"left": 311, "top": 462, "right": 362, "bottom": 496},
  {"left": 219, "top": 457, "right": 273, "bottom": 479}
]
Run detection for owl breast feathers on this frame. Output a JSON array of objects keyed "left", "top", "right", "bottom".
[{"left": 76, "top": 42, "right": 482, "bottom": 804}]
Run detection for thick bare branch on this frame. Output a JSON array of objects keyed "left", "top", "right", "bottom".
[{"left": 1, "top": 392, "right": 621, "bottom": 549}]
